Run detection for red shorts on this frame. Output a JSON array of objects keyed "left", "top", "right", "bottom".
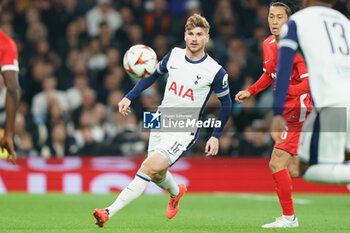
[{"left": 274, "top": 122, "right": 304, "bottom": 155}]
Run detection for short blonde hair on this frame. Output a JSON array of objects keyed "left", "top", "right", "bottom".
[{"left": 185, "top": 14, "right": 210, "bottom": 33}]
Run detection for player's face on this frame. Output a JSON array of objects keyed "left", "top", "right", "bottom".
[
  {"left": 184, "top": 27, "right": 209, "bottom": 54},
  {"left": 268, "top": 6, "right": 289, "bottom": 36}
]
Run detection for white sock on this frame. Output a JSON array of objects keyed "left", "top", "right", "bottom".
[
  {"left": 155, "top": 171, "right": 179, "bottom": 197},
  {"left": 303, "top": 163, "right": 350, "bottom": 184},
  {"left": 106, "top": 172, "right": 150, "bottom": 217}
]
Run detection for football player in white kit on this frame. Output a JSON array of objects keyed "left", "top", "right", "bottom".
[
  {"left": 93, "top": 14, "right": 232, "bottom": 227},
  {"left": 272, "top": 0, "right": 350, "bottom": 188}
]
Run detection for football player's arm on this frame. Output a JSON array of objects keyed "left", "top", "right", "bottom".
[
  {"left": 236, "top": 43, "right": 272, "bottom": 103},
  {"left": 119, "top": 51, "right": 171, "bottom": 116},
  {"left": 206, "top": 68, "right": 232, "bottom": 156},
  {"left": 288, "top": 76, "right": 309, "bottom": 95},
  {"left": 119, "top": 71, "right": 160, "bottom": 116},
  {"left": 271, "top": 20, "right": 299, "bottom": 142},
  {"left": 288, "top": 59, "right": 309, "bottom": 96},
  {"left": 124, "top": 50, "right": 171, "bottom": 101},
  {"left": 0, "top": 39, "right": 20, "bottom": 164},
  {"left": 235, "top": 72, "right": 272, "bottom": 103},
  {"left": 247, "top": 72, "right": 273, "bottom": 95}
]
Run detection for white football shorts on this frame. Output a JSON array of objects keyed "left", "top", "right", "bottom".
[
  {"left": 148, "top": 131, "right": 196, "bottom": 166},
  {"left": 298, "top": 105, "right": 350, "bottom": 164}
]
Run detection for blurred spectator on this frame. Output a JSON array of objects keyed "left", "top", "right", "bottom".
[
  {"left": 238, "top": 125, "right": 272, "bottom": 157},
  {"left": 114, "top": 6, "right": 138, "bottom": 52},
  {"left": 143, "top": 0, "right": 176, "bottom": 43},
  {"left": 72, "top": 87, "right": 96, "bottom": 126},
  {"left": 74, "top": 124, "right": 103, "bottom": 155},
  {"left": 26, "top": 21, "right": 47, "bottom": 45},
  {"left": 152, "top": 34, "right": 169, "bottom": 59},
  {"left": 87, "top": 37, "right": 107, "bottom": 71},
  {"left": 123, "top": 24, "right": 144, "bottom": 53},
  {"left": 86, "top": 0, "right": 122, "bottom": 37},
  {"left": 57, "top": 20, "right": 81, "bottom": 59},
  {"left": 31, "top": 39, "right": 61, "bottom": 72},
  {"left": 74, "top": 109, "right": 106, "bottom": 148},
  {"left": 218, "top": 133, "right": 238, "bottom": 156},
  {"left": 212, "top": 0, "right": 237, "bottom": 61},
  {"left": 41, "top": 121, "right": 77, "bottom": 158},
  {"left": 104, "top": 111, "right": 146, "bottom": 156},
  {"left": 233, "top": 95, "right": 262, "bottom": 133},
  {"left": 57, "top": 49, "right": 88, "bottom": 90},
  {"left": 98, "top": 21, "right": 115, "bottom": 51},
  {"left": 45, "top": 101, "right": 74, "bottom": 138},
  {"left": 97, "top": 47, "right": 121, "bottom": 82},
  {"left": 168, "top": 0, "right": 200, "bottom": 19},
  {"left": 225, "top": 59, "right": 244, "bottom": 100},
  {"left": 97, "top": 66, "right": 132, "bottom": 104},
  {"left": 93, "top": 103, "right": 107, "bottom": 129},
  {"left": 31, "top": 76, "right": 69, "bottom": 124},
  {"left": 53, "top": 0, "right": 80, "bottom": 41},
  {"left": 66, "top": 74, "right": 89, "bottom": 110},
  {"left": 105, "top": 89, "right": 124, "bottom": 128},
  {"left": 15, "top": 132, "right": 39, "bottom": 157},
  {"left": 23, "top": 59, "right": 54, "bottom": 102}
]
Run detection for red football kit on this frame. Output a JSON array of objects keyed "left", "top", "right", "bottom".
[
  {"left": 0, "top": 29, "right": 19, "bottom": 73},
  {"left": 247, "top": 35, "right": 313, "bottom": 155}
]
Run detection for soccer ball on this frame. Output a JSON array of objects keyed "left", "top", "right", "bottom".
[{"left": 123, "top": 44, "right": 158, "bottom": 79}]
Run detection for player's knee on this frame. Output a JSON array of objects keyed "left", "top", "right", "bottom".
[
  {"left": 269, "top": 160, "right": 281, "bottom": 173},
  {"left": 139, "top": 162, "right": 166, "bottom": 182},
  {"left": 289, "top": 168, "right": 300, "bottom": 178},
  {"left": 152, "top": 172, "right": 166, "bottom": 183}
]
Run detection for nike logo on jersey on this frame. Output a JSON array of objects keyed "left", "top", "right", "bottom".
[
  {"left": 264, "top": 60, "right": 270, "bottom": 64},
  {"left": 170, "top": 66, "right": 177, "bottom": 69}
]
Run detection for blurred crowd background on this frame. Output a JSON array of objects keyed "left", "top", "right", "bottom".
[{"left": 0, "top": 0, "right": 349, "bottom": 158}]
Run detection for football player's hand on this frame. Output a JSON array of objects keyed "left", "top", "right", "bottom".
[
  {"left": 205, "top": 136, "right": 219, "bottom": 156},
  {"left": 118, "top": 97, "right": 131, "bottom": 116},
  {"left": 0, "top": 135, "right": 16, "bottom": 164},
  {"left": 270, "top": 115, "right": 286, "bottom": 144},
  {"left": 235, "top": 90, "right": 251, "bottom": 104}
]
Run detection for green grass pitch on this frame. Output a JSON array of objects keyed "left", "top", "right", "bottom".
[{"left": 0, "top": 193, "right": 349, "bottom": 233}]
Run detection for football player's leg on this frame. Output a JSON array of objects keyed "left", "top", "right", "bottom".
[
  {"left": 301, "top": 131, "right": 350, "bottom": 184},
  {"left": 105, "top": 153, "right": 169, "bottom": 218},
  {"left": 155, "top": 170, "right": 180, "bottom": 197},
  {"left": 262, "top": 148, "right": 298, "bottom": 228},
  {"left": 299, "top": 108, "right": 350, "bottom": 184},
  {"left": 287, "top": 155, "right": 300, "bottom": 178},
  {"left": 93, "top": 170, "right": 151, "bottom": 227},
  {"left": 269, "top": 148, "right": 295, "bottom": 217}
]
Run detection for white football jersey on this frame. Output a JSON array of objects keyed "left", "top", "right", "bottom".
[
  {"left": 289, "top": 6, "right": 350, "bottom": 107},
  {"left": 156, "top": 48, "right": 229, "bottom": 110}
]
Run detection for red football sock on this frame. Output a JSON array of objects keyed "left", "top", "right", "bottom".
[{"left": 272, "top": 168, "right": 294, "bottom": 215}]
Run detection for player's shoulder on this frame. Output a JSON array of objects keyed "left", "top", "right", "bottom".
[
  {"left": 170, "top": 47, "right": 186, "bottom": 56},
  {"left": 0, "top": 30, "right": 17, "bottom": 50},
  {"left": 291, "top": 6, "right": 340, "bottom": 21},
  {"left": 263, "top": 35, "right": 276, "bottom": 47},
  {"left": 0, "top": 30, "right": 14, "bottom": 44},
  {"left": 204, "top": 53, "right": 220, "bottom": 66}
]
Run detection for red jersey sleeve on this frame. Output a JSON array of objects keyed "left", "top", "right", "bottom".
[
  {"left": 288, "top": 55, "right": 309, "bottom": 95},
  {"left": 288, "top": 78, "right": 310, "bottom": 96},
  {"left": 247, "top": 72, "right": 273, "bottom": 95},
  {"left": 0, "top": 36, "right": 19, "bottom": 72}
]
